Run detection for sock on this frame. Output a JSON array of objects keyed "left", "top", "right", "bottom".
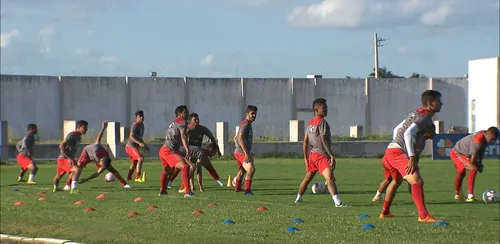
[
  {"left": 411, "top": 184, "right": 430, "bottom": 219},
  {"left": 127, "top": 169, "right": 134, "bottom": 180},
  {"left": 296, "top": 194, "right": 302, "bottom": 201},
  {"left": 235, "top": 178, "right": 242, "bottom": 191},
  {"left": 244, "top": 180, "right": 252, "bottom": 193},
  {"left": 53, "top": 184, "right": 58, "bottom": 190},
  {"left": 454, "top": 174, "right": 464, "bottom": 195},
  {"left": 29, "top": 174, "right": 35, "bottom": 181},
  {"left": 136, "top": 171, "right": 141, "bottom": 179},
  {"left": 382, "top": 200, "right": 392, "bottom": 214},
  {"left": 65, "top": 177, "right": 72, "bottom": 186},
  {"left": 170, "top": 168, "right": 181, "bottom": 182},
  {"left": 160, "top": 171, "right": 168, "bottom": 192},
  {"left": 332, "top": 195, "right": 341, "bottom": 205},
  {"left": 181, "top": 166, "right": 191, "bottom": 194},
  {"left": 468, "top": 194, "right": 474, "bottom": 199},
  {"left": 18, "top": 176, "right": 22, "bottom": 181},
  {"left": 467, "top": 170, "right": 477, "bottom": 195},
  {"left": 207, "top": 168, "right": 220, "bottom": 181},
  {"left": 374, "top": 191, "right": 382, "bottom": 198},
  {"left": 71, "top": 181, "right": 78, "bottom": 189},
  {"left": 216, "top": 180, "right": 223, "bottom": 186},
  {"left": 118, "top": 178, "right": 127, "bottom": 186}
]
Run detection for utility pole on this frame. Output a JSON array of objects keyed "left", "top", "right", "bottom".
[{"left": 373, "top": 32, "right": 386, "bottom": 79}]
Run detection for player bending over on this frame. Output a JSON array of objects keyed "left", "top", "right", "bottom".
[
  {"left": 450, "top": 126, "right": 499, "bottom": 202},
  {"left": 53, "top": 120, "right": 88, "bottom": 191},
  {"left": 233, "top": 105, "right": 257, "bottom": 195},
  {"left": 125, "top": 110, "right": 149, "bottom": 183},
  {"left": 372, "top": 124, "right": 435, "bottom": 202},
  {"left": 71, "top": 121, "right": 131, "bottom": 193},
  {"left": 158, "top": 105, "right": 195, "bottom": 197},
  {"left": 15, "top": 124, "right": 38, "bottom": 184},
  {"left": 193, "top": 142, "right": 223, "bottom": 192},
  {"left": 294, "top": 98, "right": 347, "bottom": 207},
  {"left": 379, "top": 90, "right": 442, "bottom": 223}
]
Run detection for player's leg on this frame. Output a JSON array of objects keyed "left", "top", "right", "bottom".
[
  {"left": 178, "top": 158, "right": 196, "bottom": 193},
  {"left": 450, "top": 150, "right": 468, "bottom": 200},
  {"left": 127, "top": 161, "right": 137, "bottom": 180},
  {"left": 53, "top": 172, "right": 65, "bottom": 191},
  {"left": 159, "top": 165, "right": 171, "bottom": 196},
  {"left": 25, "top": 160, "right": 38, "bottom": 184},
  {"left": 466, "top": 167, "right": 478, "bottom": 201},
  {"left": 106, "top": 163, "right": 131, "bottom": 188},
  {"left": 70, "top": 153, "right": 88, "bottom": 193},
  {"left": 16, "top": 154, "right": 27, "bottom": 182},
  {"left": 295, "top": 171, "right": 316, "bottom": 203},
  {"left": 380, "top": 172, "right": 402, "bottom": 218},
  {"left": 202, "top": 155, "right": 223, "bottom": 186},
  {"left": 373, "top": 156, "right": 391, "bottom": 202},
  {"left": 168, "top": 168, "right": 180, "bottom": 188},
  {"left": 174, "top": 158, "right": 194, "bottom": 197},
  {"left": 234, "top": 153, "right": 246, "bottom": 192},
  {"left": 321, "top": 164, "right": 345, "bottom": 207},
  {"left": 196, "top": 162, "right": 204, "bottom": 192},
  {"left": 17, "top": 169, "right": 27, "bottom": 182},
  {"left": 241, "top": 159, "right": 255, "bottom": 195}
]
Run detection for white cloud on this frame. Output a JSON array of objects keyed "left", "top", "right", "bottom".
[
  {"left": 0, "top": 29, "right": 20, "bottom": 48},
  {"left": 287, "top": 0, "right": 499, "bottom": 29},
  {"left": 200, "top": 54, "right": 214, "bottom": 67},
  {"left": 99, "top": 56, "right": 120, "bottom": 65},
  {"left": 38, "top": 26, "right": 55, "bottom": 53}
]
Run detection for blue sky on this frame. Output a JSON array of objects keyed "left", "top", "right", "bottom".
[{"left": 1, "top": 0, "right": 499, "bottom": 78}]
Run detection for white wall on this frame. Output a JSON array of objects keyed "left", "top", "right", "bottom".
[
  {"left": 468, "top": 57, "right": 500, "bottom": 132},
  {"left": 431, "top": 77, "right": 468, "bottom": 132}
]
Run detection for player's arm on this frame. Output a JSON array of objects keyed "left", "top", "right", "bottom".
[
  {"left": 468, "top": 141, "right": 483, "bottom": 172},
  {"left": 59, "top": 134, "right": 74, "bottom": 164},
  {"left": 94, "top": 121, "right": 108, "bottom": 145},
  {"left": 393, "top": 120, "right": 406, "bottom": 140},
  {"left": 303, "top": 132, "right": 309, "bottom": 168},
  {"left": 129, "top": 124, "right": 145, "bottom": 147},
  {"left": 403, "top": 123, "right": 420, "bottom": 174},
  {"left": 79, "top": 166, "right": 107, "bottom": 184},
  {"left": 318, "top": 121, "right": 334, "bottom": 158},
  {"left": 203, "top": 126, "right": 217, "bottom": 144},
  {"left": 179, "top": 123, "right": 190, "bottom": 155},
  {"left": 237, "top": 123, "right": 250, "bottom": 157}
]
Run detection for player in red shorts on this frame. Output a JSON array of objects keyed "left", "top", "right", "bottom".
[
  {"left": 71, "top": 121, "right": 131, "bottom": 194},
  {"left": 15, "top": 124, "right": 38, "bottom": 184},
  {"left": 372, "top": 124, "right": 435, "bottom": 202},
  {"left": 233, "top": 105, "right": 257, "bottom": 195},
  {"left": 52, "top": 120, "right": 88, "bottom": 192},
  {"left": 125, "top": 110, "right": 149, "bottom": 183},
  {"left": 187, "top": 142, "right": 222, "bottom": 192},
  {"left": 379, "top": 90, "right": 442, "bottom": 223},
  {"left": 158, "top": 105, "right": 194, "bottom": 197},
  {"left": 450, "top": 126, "right": 499, "bottom": 202},
  {"left": 294, "top": 98, "right": 347, "bottom": 207}
]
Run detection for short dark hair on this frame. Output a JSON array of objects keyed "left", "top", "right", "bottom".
[
  {"left": 76, "top": 120, "right": 88, "bottom": 128},
  {"left": 487, "top": 126, "right": 499, "bottom": 137},
  {"left": 188, "top": 113, "right": 199, "bottom": 121},
  {"left": 312, "top": 98, "right": 327, "bottom": 110},
  {"left": 175, "top": 105, "right": 188, "bottom": 116},
  {"left": 135, "top": 110, "right": 144, "bottom": 117},
  {"left": 27, "top": 124, "right": 37, "bottom": 131},
  {"left": 246, "top": 105, "right": 258, "bottom": 113},
  {"left": 421, "top": 90, "right": 441, "bottom": 107}
]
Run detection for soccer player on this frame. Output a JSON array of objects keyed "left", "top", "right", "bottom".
[
  {"left": 450, "top": 126, "right": 499, "bottom": 202},
  {"left": 379, "top": 90, "right": 443, "bottom": 222},
  {"left": 294, "top": 98, "right": 346, "bottom": 207},
  {"left": 125, "top": 110, "right": 149, "bottom": 183},
  {"left": 233, "top": 105, "right": 258, "bottom": 195},
  {"left": 15, "top": 124, "right": 38, "bottom": 184},
  {"left": 189, "top": 142, "right": 223, "bottom": 192},
  {"left": 53, "top": 120, "right": 88, "bottom": 191},
  {"left": 372, "top": 124, "right": 435, "bottom": 202},
  {"left": 158, "top": 105, "right": 194, "bottom": 197},
  {"left": 73, "top": 121, "right": 131, "bottom": 191}
]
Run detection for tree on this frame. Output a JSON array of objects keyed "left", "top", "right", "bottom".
[
  {"left": 409, "top": 73, "right": 427, "bottom": 78},
  {"left": 368, "top": 67, "right": 402, "bottom": 78}
]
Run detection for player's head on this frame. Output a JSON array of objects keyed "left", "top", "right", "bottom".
[
  {"left": 421, "top": 90, "right": 442, "bottom": 113},
  {"left": 175, "top": 105, "right": 189, "bottom": 120},
  {"left": 245, "top": 105, "right": 258, "bottom": 122},
  {"left": 188, "top": 113, "right": 199, "bottom": 127},
  {"left": 205, "top": 142, "right": 221, "bottom": 157},
  {"left": 135, "top": 110, "right": 144, "bottom": 123},
  {"left": 76, "top": 120, "right": 89, "bottom": 135},
  {"left": 485, "top": 127, "right": 499, "bottom": 144},
  {"left": 27, "top": 123, "right": 38, "bottom": 134},
  {"left": 312, "top": 98, "right": 328, "bottom": 118}
]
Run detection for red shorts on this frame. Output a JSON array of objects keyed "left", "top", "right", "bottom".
[
  {"left": 382, "top": 154, "right": 397, "bottom": 180},
  {"left": 56, "top": 157, "right": 72, "bottom": 175},
  {"left": 125, "top": 146, "right": 142, "bottom": 162},
  {"left": 450, "top": 149, "right": 470, "bottom": 173},
  {"left": 78, "top": 149, "right": 108, "bottom": 169},
  {"left": 234, "top": 153, "right": 246, "bottom": 169},
  {"left": 384, "top": 148, "right": 419, "bottom": 178},
  {"left": 159, "top": 145, "right": 183, "bottom": 169},
  {"left": 16, "top": 154, "right": 33, "bottom": 170},
  {"left": 307, "top": 152, "right": 330, "bottom": 174}
]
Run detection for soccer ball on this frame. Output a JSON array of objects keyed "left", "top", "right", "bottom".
[
  {"left": 482, "top": 189, "right": 498, "bottom": 203},
  {"left": 104, "top": 172, "right": 115, "bottom": 182},
  {"left": 311, "top": 182, "right": 326, "bottom": 194},
  {"left": 231, "top": 177, "right": 243, "bottom": 187}
]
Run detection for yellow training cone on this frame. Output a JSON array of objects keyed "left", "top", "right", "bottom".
[
  {"left": 226, "top": 175, "right": 232, "bottom": 187},
  {"left": 142, "top": 171, "right": 147, "bottom": 182}
]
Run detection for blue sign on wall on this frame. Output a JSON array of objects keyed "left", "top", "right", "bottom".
[{"left": 432, "top": 133, "right": 500, "bottom": 160}]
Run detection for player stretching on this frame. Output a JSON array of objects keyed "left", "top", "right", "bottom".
[
  {"left": 158, "top": 105, "right": 194, "bottom": 197},
  {"left": 233, "top": 105, "right": 257, "bottom": 195},
  {"left": 125, "top": 110, "right": 149, "bottom": 183},
  {"left": 53, "top": 120, "right": 87, "bottom": 191},
  {"left": 450, "top": 126, "right": 499, "bottom": 202},
  {"left": 73, "top": 121, "right": 131, "bottom": 191},
  {"left": 196, "top": 142, "right": 223, "bottom": 192},
  {"left": 379, "top": 90, "right": 442, "bottom": 222},
  {"left": 372, "top": 124, "right": 435, "bottom": 202},
  {"left": 177, "top": 113, "right": 223, "bottom": 192},
  {"left": 294, "top": 98, "right": 346, "bottom": 207},
  {"left": 15, "top": 124, "right": 38, "bottom": 184}
]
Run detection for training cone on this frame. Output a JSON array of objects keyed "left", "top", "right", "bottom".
[
  {"left": 208, "top": 203, "right": 217, "bottom": 207},
  {"left": 128, "top": 211, "right": 139, "bottom": 217},
  {"left": 141, "top": 171, "right": 147, "bottom": 182},
  {"left": 134, "top": 197, "right": 143, "bottom": 202},
  {"left": 361, "top": 224, "right": 376, "bottom": 230},
  {"left": 14, "top": 201, "right": 23, "bottom": 206},
  {"left": 257, "top": 206, "right": 268, "bottom": 212},
  {"left": 222, "top": 219, "right": 235, "bottom": 225},
  {"left": 192, "top": 209, "right": 204, "bottom": 215},
  {"left": 226, "top": 175, "right": 232, "bottom": 187},
  {"left": 37, "top": 191, "right": 45, "bottom": 195},
  {"left": 434, "top": 221, "right": 449, "bottom": 227},
  {"left": 96, "top": 193, "right": 106, "bottom": 199},
  {"left": 74, "top": 201, "right": 83, "bottom": 205},
  {"left": 359, "top": 214, "right": 371, "bottom": 219},
  {"left": 291, "top": 218, "right": 304, "bottom": 223},
  {"left": 148, "top": 205, "right": 158, "bottom": 210},
  {"left": 84, "top": 207, "right": 95, "bottom": 212},
  {"left": 38, "top": 197, "right": 46, "bottom": 201},
  {"left": 286, "top": 227, "right": 300, "bottom": 233}
]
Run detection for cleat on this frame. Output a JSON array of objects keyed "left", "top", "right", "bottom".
[
  {"left": 17, "top": 179, "right": 26, "bottom": 182},
  {"left": 69, "top": 189, "right": 80, "bottom": 194},
  {"left": 158, "top": 191, "right": 168, "bottom": 196},
  {"left": 418, "top": 215, "right": 441, "bottom": 223},
  {"left": 178, "top": 188, "right": 185, "bottom": 193},
  {"left": 372, "top": 197, "right": 379, "bottom": 202},
  {"left": 379, "top": 213, "right": 395, "bottom": 219},
  {"left": 27, "top": 180, "right": 37, "bottom": 184},
  {"left": 244, "top": 191, "right": 254, "bottom": 196},
  {"left": 454, "top": 195, "right": 459, "bottom": 200},
  {"left": 466, "top": 197, "right": 477, "bottom": 203},
  {"left": 134, "top": 178, "right": 144, "bottom": 183},
  {"left": 335, "top": 202, "right": 350, "bottom": 207},
  {"left": 53, "top": 188, "right": 62, "bottom": 192},
  {"left": 183, "top": 193, "right": 194, "bottom": 198},
  {"left": 167, "top": 180, "right": 172, "bottom": 189},
  {"left": 294, "top": 199, "right": 303, "bottom": 203},
  {"left": 63, "top": 185, "right": 71, "bottom": 191},
  {"left": 123, "top": 184, "right": 132, "bottom": 188}
]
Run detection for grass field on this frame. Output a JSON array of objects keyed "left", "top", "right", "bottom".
[{"left": 1, "top": 158, "right": 499, "bottom": 244}]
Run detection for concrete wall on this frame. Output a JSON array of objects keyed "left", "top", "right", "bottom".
[
  {"left": 468, "top": 57, "right": 500, "bottom": 132},
  {"left": 1, "top": 75, "right": 468, "bottom": 140}
]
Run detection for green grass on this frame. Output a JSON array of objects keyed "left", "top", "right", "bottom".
[{"left": 1, "top": 158, "right": 499, "bottom": 244}]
